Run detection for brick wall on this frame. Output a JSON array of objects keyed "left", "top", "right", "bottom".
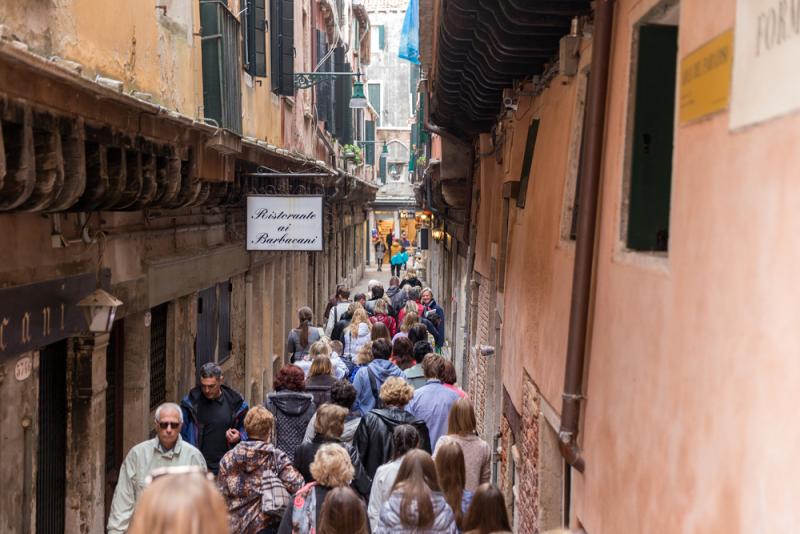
[{"left": 518, "top": 372, "right": 541, "bottom": 532}]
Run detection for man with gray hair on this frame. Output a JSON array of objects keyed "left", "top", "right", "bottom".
[
  {"left": 180, "top": 362, "right": 249, "bottom": 474},
  {"left": 107, "top": 402, "right": 206, "bottom": 534}
]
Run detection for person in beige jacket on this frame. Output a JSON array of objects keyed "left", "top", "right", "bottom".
[
  {"left": 107, "top": 402, "right": 206, "bottom": 534},
  {"left": 432, "top": 397, "right": 491, "bottom": 492}
]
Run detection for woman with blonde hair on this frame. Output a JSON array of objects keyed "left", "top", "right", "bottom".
[
  {"left": 343, "top": 307, "right": 372, "bottom": 358},
  {"left": 434, "top": 441, "right": 472, "bottom": 531},
  {"left": 462, "top": 484, "right": 512, "bottom": 534},
  {"left": 433, "top": 398, "right": 491, "bottom": 492},
  {"left": 376, "top": 449, "right": 456, "bottom": 533},
  {"left": 369, "top": 298, "right": 397, "bottom": 336},
  {"left": 286, "top": 307, "right": 323, "bottom": 364},
  {"left": 277, "top": 444, "right": 355, "bottom": 534},
  {"left": 392, "top": 311, "right": 419, "bottom": 342},
  {"left": 318, "top": 486, "right": 369, "bottom": 534},
  {"left": 128, "top": 471, "right": 229, "bottom": 534},
  {"left": 217, "top": 406, "right": 305, "bottom": 533},
  {"left": 297, "top": 340, "right": 347, "bottom": 381}
]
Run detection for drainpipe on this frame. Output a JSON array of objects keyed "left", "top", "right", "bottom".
[{"left": 558, "top": 0, "right": 616, "bottom": 473}]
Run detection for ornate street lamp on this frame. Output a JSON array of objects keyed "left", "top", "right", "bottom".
[{"left": 350, "top": 81, "right": 368, "bottom": 109}]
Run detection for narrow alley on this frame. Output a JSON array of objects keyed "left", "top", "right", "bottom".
[{"left": 1, "top": 0, "right": 799, "bottom": 533}]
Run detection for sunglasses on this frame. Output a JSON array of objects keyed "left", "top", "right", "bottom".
[{"left": 159, "top": 421, "right": 180, "bottom": 429}]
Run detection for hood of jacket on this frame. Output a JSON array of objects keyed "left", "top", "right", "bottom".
[
  {"left": 386, "top": 286, "right": 401, "bottom": 297},
  {"left": 367, "top": 359, "right": 404, "bottom": 382},
  {"left": 381, "top": 490, "right": 454, "bottom": 531},
  {"left": 266, "top": 391, "right": 314, "bottom": 417},
  {"left": 354, "top": 322, "right": 370, "bottom": 339}
]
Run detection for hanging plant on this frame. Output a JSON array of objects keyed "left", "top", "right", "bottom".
[{"left": 342, "top": 144, "right": 363, "bottom": 166}]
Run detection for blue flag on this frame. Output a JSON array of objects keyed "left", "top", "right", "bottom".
[{"left": 398, "top": 0, "right": 420, "bottom": 64}]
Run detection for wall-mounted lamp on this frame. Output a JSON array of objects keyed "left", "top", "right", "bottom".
[
  {"left": 432, "top": 228, "right": 444, "bottom": 242},
  {"left": 77, "top": 289, "right": 123, "bottom": 333},
  {"left": 350, "top": 81, "right": 368, "bottom": 109}
]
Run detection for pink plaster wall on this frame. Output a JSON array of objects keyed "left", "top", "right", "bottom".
[{"left": 476, "top": 0, "right": 800, "bottom": 530}]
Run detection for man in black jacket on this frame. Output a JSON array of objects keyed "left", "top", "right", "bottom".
[{"left": 352, "top": 376, "right": 431, "bottom": 479}]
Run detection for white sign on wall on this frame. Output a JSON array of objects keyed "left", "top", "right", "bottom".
[
  {"left": 730, "top": 0, "right": 800, "bottom": 129},
  {"left": 246, "top": 195, "right": 324, "bottom": 251}
]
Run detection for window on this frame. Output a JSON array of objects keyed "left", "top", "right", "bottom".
[
  {"left": 368, "top": 82, "right": 381, "bottom": 124},
  {"left": 516, "top": 119, "right": 540, "bottom": 209},
  {"left": 624, "top": 4, "right": 679, "bottom": 252},
  {"left": 149, "top": 303, "right": 168, "bottom": 410},
  {"left": 270, "top": 0, "right": 295, "bottom": 96},
  {"left": 242, "top": 0, "right": 266, "bottom": 76},
  {"left": 409, "top": 64, "right": 420, "bottom": 114},
  {"left": 200, "top": 0, "right": 243, "bottom": 132}
]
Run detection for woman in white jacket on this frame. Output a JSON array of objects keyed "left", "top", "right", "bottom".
[
  {"left": 367, "top": 424, "right": 421, "bottom": 532},
  {"left": 343, "top": 308, "right": 372, "bottom": 357}
]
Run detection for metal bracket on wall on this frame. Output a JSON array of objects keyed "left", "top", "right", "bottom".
[{"left": 294, "top": 71, "right": 360, "bottom": 90}]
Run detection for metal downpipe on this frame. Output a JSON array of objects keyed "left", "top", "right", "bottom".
[{"left": 558, "top": 0, "right": 616, "bottom": 473}]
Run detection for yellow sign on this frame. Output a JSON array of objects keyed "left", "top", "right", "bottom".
[{"left": 679, "top": 30, "right": 733, "bottom": 124}]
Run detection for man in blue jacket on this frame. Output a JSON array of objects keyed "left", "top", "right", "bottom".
[{"left": 180, "top": 362, "right": 248, "bottom": 474}]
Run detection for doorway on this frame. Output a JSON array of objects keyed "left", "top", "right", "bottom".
[{"left": 36, "top": 340, "right": 68, "bottom": 534}]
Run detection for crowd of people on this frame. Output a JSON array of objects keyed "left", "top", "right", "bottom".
[{"left": 107, "top": 281, "right": 511, "bottom": 534}]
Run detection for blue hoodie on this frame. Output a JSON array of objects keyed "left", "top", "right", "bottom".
[{"left": 352, "top": 359, "right": 405, "bottom": 415}]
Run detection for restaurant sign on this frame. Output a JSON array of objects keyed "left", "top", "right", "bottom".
[
  {"left": 0, "top": 271, "right": 110, "bottom": 359},
  {"left": 730, "top": 0, "right": 800, "bottom": 128},
  {"left": 246, "top": 195, "right": 324, "bottom": 251}
]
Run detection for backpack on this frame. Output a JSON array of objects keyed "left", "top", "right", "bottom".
[{"left": 367, "top": 367, "right": 386, "bottom": 409}]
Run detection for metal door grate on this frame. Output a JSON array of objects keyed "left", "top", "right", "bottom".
[
  {"left": 149, "top": 304, "right": 168, "bottom": 410},
  {"left": 37, "top": 340, "right": 67, "bottom": 534}
]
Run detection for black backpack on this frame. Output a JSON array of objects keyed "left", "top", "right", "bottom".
[{"left": 367, "top": 368, "right": 385, "bottom": 409}]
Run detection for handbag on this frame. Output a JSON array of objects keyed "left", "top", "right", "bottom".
[{"left": 260, "top": 469, "right": 291, "bottom": 517}]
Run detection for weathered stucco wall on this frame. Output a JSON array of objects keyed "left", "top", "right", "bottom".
[
  {"left": 475, "top": 0, "right": 800, "bottom": 531},
  {"left": 0, "top": 0, "right": 200, "bottom": 115}
]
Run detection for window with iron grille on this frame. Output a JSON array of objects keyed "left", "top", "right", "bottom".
[
  {"left": 200, "top": 0, "right": 243, "bottom": 133},
  {"left": 270, "top": 0, "right": 295, "bottom": 96},
  {"left": 149, "top": 303, "right": 168, "bottom": 410},
  {"left": 243, "top": 0, "right": 267, "bottom": 77}
]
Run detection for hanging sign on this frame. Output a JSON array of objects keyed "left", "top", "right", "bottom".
[
  {"left": 679, "top": 30, "right": 733, "bottom": 124},
  {"left": 730, "top": 0, "right": 800, "bottom": 128},
  {"left": 246, "top": 195, "right": 324, "bottom": 251}
]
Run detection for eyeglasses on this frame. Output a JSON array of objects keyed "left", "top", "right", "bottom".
[{"left": 159, "top": 421, "right": 181, "bottom": 429}]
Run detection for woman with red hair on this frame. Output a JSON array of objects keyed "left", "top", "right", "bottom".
[{"left": 265, "top": 365, "right": 316, "bottom": 462}]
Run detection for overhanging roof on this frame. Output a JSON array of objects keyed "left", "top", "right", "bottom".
[{"left": 431, "top": 0, "right": 591, "bottom": 136}]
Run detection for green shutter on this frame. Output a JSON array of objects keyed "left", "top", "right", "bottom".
[
  {"left": 365, "top": 121, "right": 375, "bottom": 165},
  {"left": 270, "top": 0, "right": 294, "bottom": 95},
  {"left": 378, "top": 25, "right": 385, "bottom": 50},
  {"left": 368, "top": 83, "right": 381, "bottom": 125},
  {"left": 200, "top": 1, "right": 242, "bottom": 133}
]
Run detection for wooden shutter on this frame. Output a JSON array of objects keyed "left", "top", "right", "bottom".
[
  {"left": 333, "top": 46, "right": 346, "bottom": 139},
  {"left": 368, "top": 83, "right": 381, "bottom": 125},
  {"left": 316, "top": 29, "right": 332, "bottom": 127},
  {"left": 246, "top": 0, "right": 267, "bottom": 77},
  {"left": 217, "top": 281, "right": 232, "bottom": 363},
  {"left": 365, "top": 120, "right": 375, "bottom": 165},
  {"left": 270, "top": 0, "right": 294, "bottom": 95},
  {"left": 516, "top": 119, "right": 540, "bottom": 209},
  {"left": 378, "top": 25, "right": 385, "bottom": 49}
]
